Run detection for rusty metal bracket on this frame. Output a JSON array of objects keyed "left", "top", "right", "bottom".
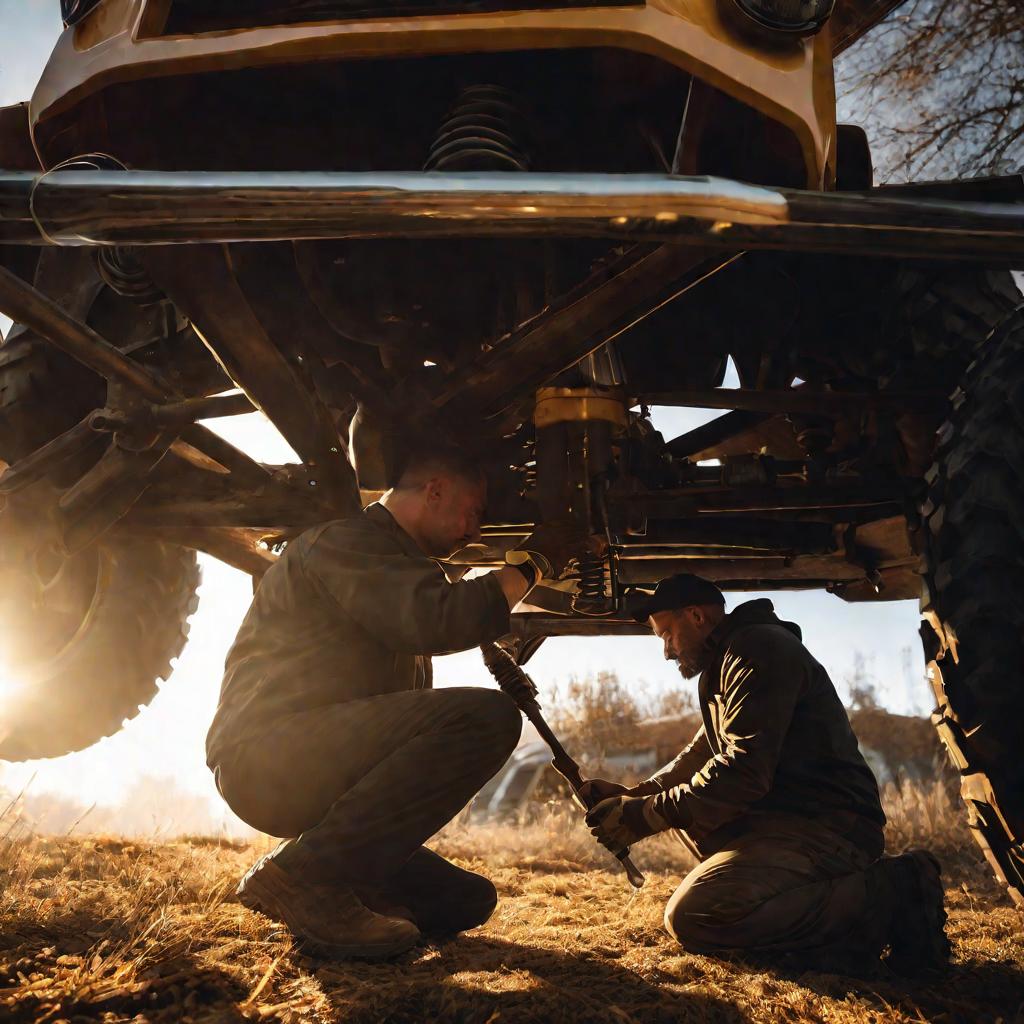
[
  {"left": 0, "top": 263, "right": 316, "bottom": 552},
  {"left": 430, "top": 245, "right": 739, "bottom": 423},
  {"left": 140, "top": 245, "right": 360, "bottom": 516}
]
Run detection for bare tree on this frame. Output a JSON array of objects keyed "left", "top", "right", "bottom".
[{"left": 838, "top": 0, "right": 1024, "bottom": 181}]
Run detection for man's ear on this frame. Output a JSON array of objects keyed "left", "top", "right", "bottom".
[
  {"left": 424, "top": 476, "right": 444, "bottom": 504},
  {"left": 688, "top": 605, "right": 705, "bottom": 628}
]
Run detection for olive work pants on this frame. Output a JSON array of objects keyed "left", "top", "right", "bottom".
[
  {"left": 212, "top": 687, "right": 522, "bottom": 933},
  {"left": 665, "top": 815, "right": 894, "bottom": 966}
]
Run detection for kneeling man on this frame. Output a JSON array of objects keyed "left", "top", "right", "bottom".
[
  {"left": 207, "top": 443, "right": 581, "bottom": 959},
  {"left": 584, "top": 574, "right": 948, "bottom": 974}
]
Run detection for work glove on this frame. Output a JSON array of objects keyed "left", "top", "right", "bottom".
[
  {"left": 515, "top": 521, "right": 590, "bottom": 580},
  {"left": 585, "top": 795, "right": 669, "bottom": 856},
  {"left": 575, "top": 778, "right": 631, "bottom": 811}
]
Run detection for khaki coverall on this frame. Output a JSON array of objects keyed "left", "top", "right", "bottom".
[
  {"left": 207, "top": 503, "right": 521, "bottom": 933},
  {"left": 638, "top": 600, "right": 896, "bottom": 964}
]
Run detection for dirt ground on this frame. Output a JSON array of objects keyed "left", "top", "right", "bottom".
[{"left": 1, "top": 788, "right": 1022, "bottom": 1024}]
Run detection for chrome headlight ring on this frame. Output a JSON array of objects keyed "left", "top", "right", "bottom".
[{"left": 730, "top": 0, "right": 837, "bottom": 35}]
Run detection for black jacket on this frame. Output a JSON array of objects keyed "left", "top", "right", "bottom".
[
  {"left": 643, "top": 599, "right": 886, "bottom": 855},
  {"left": 206, "top": 503, "right": 510, "bottom": 763}
]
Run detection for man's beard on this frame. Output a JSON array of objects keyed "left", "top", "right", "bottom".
[
  {"left": 676, "top": 658, "right": 701, "bottom": 680},
  {"left": 675, "top": 642, "right": 714, "bottom": 679}
]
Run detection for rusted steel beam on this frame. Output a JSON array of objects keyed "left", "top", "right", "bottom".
[
  {"left": 58, "top": 430, "right": 179, "bottom": 553},
  {"left": 431, "top": 245, "right": 739, "bottom": 419},
  {"left": 625, "top": 485, "right": 906, "bottom": 517},
  {"left": 667, "top": 410, "right": 772, "bottom": 460},
  {"left": 3, "top": 169, "right": 1024, "bottom": 261},
  {"left": 0, "top": 261, "right": 306, "bottom": 546},
  {"left": 89, "top": 391, "right": 255, "bottom": 432},
  {"left": 0, "top": 261, "right": 273, "bottom": 483},
  {"left": 617, "top": 554, "right": 917, "bottom": 585},
  {"left": 0, "top": 416, "right": 100, "bottom": 495},
  {"left": 123, "top": 487, "right": 326, "bottom": 529},
  {"left": 630, "top": 518, "right": 837, "bottom": 553},
  {"left": 0, "top": 263, "right": 165, "bottom": 398},
  {"left": 640, "top": 387, "right": 946, "bottom": 416},
  {"left": 119, "top": 525, "right": 278, "bottom": 578},
  {"left": 141, "top": 245, "right": 360, "bottom": 516},
  {"left": 453, "top": 517, "right": 837, "bottom": 560}
]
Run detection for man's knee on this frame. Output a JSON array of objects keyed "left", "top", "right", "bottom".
[
  {"left": 460, "top": 688, "right": 522, "bottom": 758},
  {"left": 664, "top": 884, "right": 712, "bottom": 950},
  {"left": 663, "top": 871, "right": 750, "bottom": 952}
]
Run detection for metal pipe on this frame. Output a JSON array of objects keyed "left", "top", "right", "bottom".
[
  {"left": 153, "top": 391, "right": 257, "bottom": 424},
  {"left": 0, "top": 264, "right": 165, "bottom": 399},
  {"left": 0, "top": 263, "right": 276, "bottom": 492},
  {"left": 480, "top": 642, "right": 645, "bottom": 889},
  {"left": 88, "top": 391, "right": 257, "bottom": 433},
  {"left": 2, "top": 170, "right": 1024, "bottom": 261}
]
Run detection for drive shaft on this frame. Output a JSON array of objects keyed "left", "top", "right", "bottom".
[{"left": 481, "top": 642, "right": 645, "bottom": 889}]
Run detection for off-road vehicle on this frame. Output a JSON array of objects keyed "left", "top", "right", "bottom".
[{"left": 1, "top": 0, "right": 1022, "bottom": 904}]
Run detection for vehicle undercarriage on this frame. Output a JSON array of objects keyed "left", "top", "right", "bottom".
[{"left": 1, "top": 0, "right": 1022, "bottom": 909}]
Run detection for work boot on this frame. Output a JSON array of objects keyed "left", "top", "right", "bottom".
[
  {"left": 237, "top": 855, "right": 420, "bottom": 960},
  {"left": 352, "top": 884, "right": 417, "bottom": 925},
  {"left": 884, "top": 849, "right": 951, "bottom": 975}
]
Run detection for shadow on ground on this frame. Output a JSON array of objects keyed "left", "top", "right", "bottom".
[
  {"left": 309, "top": 933, "right": 745, "bottom": 1024},
  {"left": 0, "top": 904, "right": 248, "bottom": 1024}
]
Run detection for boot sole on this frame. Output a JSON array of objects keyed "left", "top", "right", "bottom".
[{"left": 238, "top": 874, "right": 420, "bottom": 961}]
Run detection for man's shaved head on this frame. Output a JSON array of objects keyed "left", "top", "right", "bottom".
[
  {"left": 392, "top": 441, "right": 485, "bottom": 491},
  {"left": 383, "top": 440, "right": 488, "bottom": 558}
]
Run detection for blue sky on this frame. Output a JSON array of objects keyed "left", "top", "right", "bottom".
[{"left": 0, "top": 6, "right": 929, "bottom": 821}]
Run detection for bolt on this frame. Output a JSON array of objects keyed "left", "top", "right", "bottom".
[{"left": 309, "top": 479, "right": 318, "bottom": 487}]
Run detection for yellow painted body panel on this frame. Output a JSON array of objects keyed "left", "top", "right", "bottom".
[{"left": 31, "top": 0, "right": 836, "bottom": 187}]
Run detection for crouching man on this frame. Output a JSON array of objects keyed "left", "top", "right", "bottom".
[
  {"left": 207, "top": 443, "right": 583, "bottom": 960},
  {"left": 583, "top": 574, "right": 949, "bottom": 974}
]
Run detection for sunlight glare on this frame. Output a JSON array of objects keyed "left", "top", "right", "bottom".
[{"left": 0, "top": 655, "right": 26, "bottom": 708}]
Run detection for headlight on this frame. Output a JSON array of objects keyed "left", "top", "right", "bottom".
[
  {"left": 729, "top": 0, "right": 836, "bottom": 35},
  {"left": 61, "top": 0, "right": 102, "bottom": 26}
]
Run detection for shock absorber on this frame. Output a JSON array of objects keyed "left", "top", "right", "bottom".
[{"left": 533, "top": 382, "right": 626, "bottom": 615}]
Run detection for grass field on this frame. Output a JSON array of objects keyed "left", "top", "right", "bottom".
[{"left": 1, "top": 780, "right": 1022, "bottom": 1024}]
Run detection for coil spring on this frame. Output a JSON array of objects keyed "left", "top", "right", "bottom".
[
  {"left": 95, "top": 246, "right": 164, "bottom": 305},
  {"left": 425, "top": 85, "right": 531, "bottom": 172},
  {"left": 574, "top": 553, "right": 608, "bottom": 604}
]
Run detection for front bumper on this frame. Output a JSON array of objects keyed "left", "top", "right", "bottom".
[{"left": 2, "top": 169, "right": 1023, "bottom": 263}]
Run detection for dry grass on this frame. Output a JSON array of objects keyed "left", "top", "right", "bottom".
[{"left": 0, "top": 782, "right": 1021, "bottom": 1024}]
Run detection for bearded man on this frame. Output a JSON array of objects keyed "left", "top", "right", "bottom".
[{"left": 583, "top": 573, "right": 949, "bottom": 974}]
